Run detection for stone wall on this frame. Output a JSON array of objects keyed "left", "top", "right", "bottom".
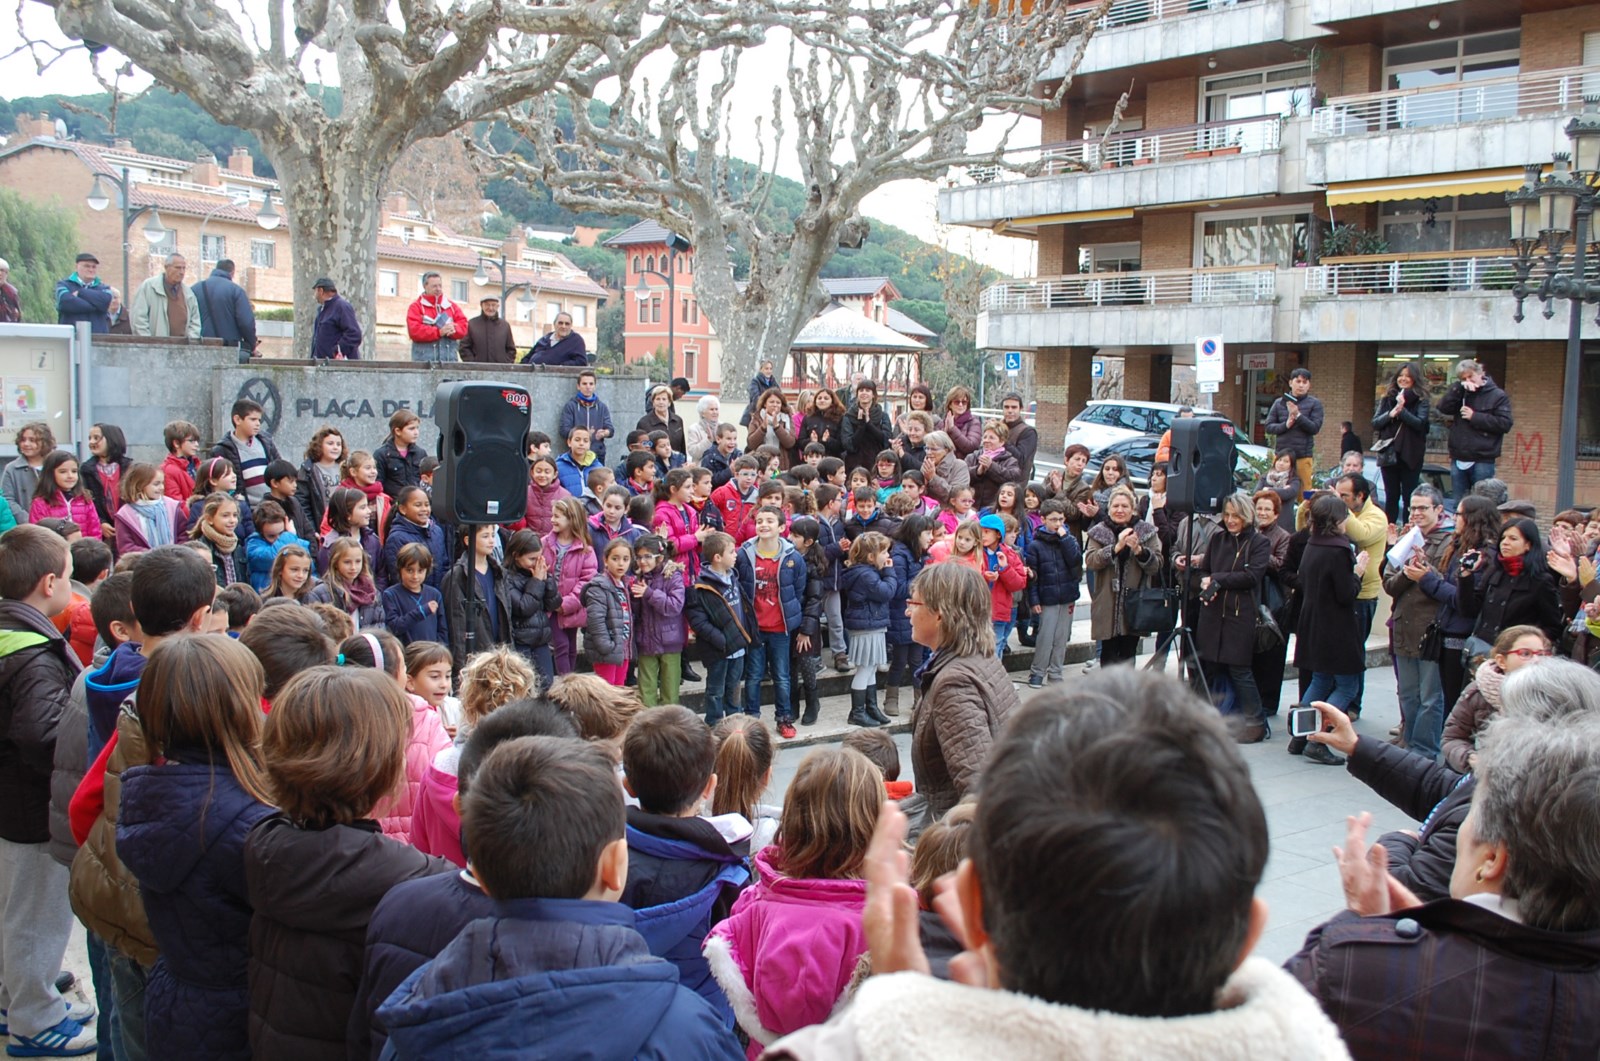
[{"left": 88, "top": 337, "right": 647, "bottom": 463}]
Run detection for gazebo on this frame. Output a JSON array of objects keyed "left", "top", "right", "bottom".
[{"left": 787, "top": 302, "right": 928, "bottom": 399}]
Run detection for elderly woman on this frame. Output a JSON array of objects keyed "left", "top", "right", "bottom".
[
  {"left": 921, "top": 431, "right": 969, "bottom": 506},
  {"left": 940, "top": 386, "right": 982, "bottom": 459},
  {"left": 635, "top": 385, "right": 686, "bottom": 455},
  {"left": 907, "top": 562, "right": 1021, "bottom": 822},
  {"left": 1250, "top": 489, "right": 1293, "bottom": 720},
  {"left": 1289, "top": 687, "right": 1600, "bottom": 1058},
  {"left": 1193, "top": 491, "right": 1272, "bottom": 744},
  {"left": 1084, "top": 484, "right": 1163, "bottom": 667},
  {"left": 684, "top": 394, "right": 722, "bottom": 462},
  {"left": 745, "top": 387, "right": 797, "bottom": 470},
  {"left": 964, "top": 419, "right": 1019, "bottom": 510}
]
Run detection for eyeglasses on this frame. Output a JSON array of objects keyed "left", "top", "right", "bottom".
[
  {"left": 907, "top": 599, "right": 926, "bottom": 609},
  {"left": 1506, "top": 648, "right": 1554, "bottom": 659}
]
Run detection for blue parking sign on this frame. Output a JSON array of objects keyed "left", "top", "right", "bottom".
[{"left": 1004, "top": 350, "right": 1022, "bottom": 372}]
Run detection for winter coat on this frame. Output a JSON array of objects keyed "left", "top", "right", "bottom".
[
  {"left": 317, "top": 526, "right": 379, "bottom": 583},
  {"left": 655, "top": 500, "right": 704, "bottom": 582},
  {"left": 306, "top": 580, "right": 386, "bottom": 630},
  {"left": 841, "top": 403, "right": 893, "bottom": 473},
  {"left": 1083, "top": 518, "right": 1163, "bottom": 641},
  {"left": 979, "top": 544, "right": 1027, "bottom": 622},
  {"left": 1342, "top": 733, "right": 1468, "bottom": 905},
  {"left": 410, "top": 758, "right": 466, "bottom": 868},
  {"left": 941, "top": 411, "right": 983, "bottom": 459},
  {"left": 1418, "top": 547, "right": 1484, "bottom": 640},
  {"left": 762, "top": 960, "right": 1350, "bottom": 1061},
  {"left": 1371, "top": 388, "right": 1431, "bottom": 471},
  {"left": 634, "top": 566, "right": 688, "bottom": 656},
  {"left": 704, "top": 846, "right": 869, "bottom": 1058},
  {"left": 703, "top": 445, "right": 738, "bottom": 489},
  {"left": 504, "top": 567, "right": 560, "bottom": 650},
  {"left": 1294, "top": 533, "right": 1365, "bottom": 674},
  {"left": 514, "top": 480, "right": 569, "bottom": 538},
  {"left": 582, "top": 576, "right": 633, "bottom": 665},
  {"left": 114, "top": 496, "right": 182, "bottom": 557},
  {"left": 1264, "top": 392, "right": 1325, "bottom": 458},
  {"left": 544, "top": 532, "right": 599, "bottom": 631},
  {"left": 245, "top": 529, "right": 310, "bottom": 592},
  {"left": 49, "top": 665, "right": 98, "bottom": 867},
  {"left": 737, "top": 537, "right": 809, "bottom": 635},
  {"left": 638, "top": 409, "right": 688, "bottom": 456},
  {"left": 162, "top": 453, "right": 196, "bottom": 506},
  {"left": 913, "top": 648, "right": 1020, "bottom": 820},
  {"left": 886, "top": 542, "right": 927, "bottom": 646},
  {"left": 382, "top": 585, "right": 447, "bottom": 646},
  {"left": 744, "top": 411, "right": 796, "bottom": 469},
  {"left": 455, "top": 312, "right": 517, "bottom": 364},
  {"left": 1383, "top": 525, "right": 1453, "bottom": 657},
  {"left": 923, "top": 451, "right": 970, "bottom": 505},
  {"left": 351, "top": 869, "right": 495, "bottom": 1059},
  {"left": 1004, "top": 420, "right": 1039, "bottom": 484},
  {"left": 441, "top": 555, "right": 513, "bottom": 671},
  {"left": 1441, "top": 679, "right": 1496, "bottom": 774},
  {"left": 193, "top": 268, "right": 257, "bottom": 352},
  {"left": 1025, "top": 527, "right": 1083, "bottom": 608},
  {"left": 404, "top": 293, "right": 468, "bottom": 361},
  {"left": 555, "top": 450, "right": 601, "bottom": 499},
  {"left": 379, "top": 516, "right": 450, "bottom": 591},
  {"left": 740, "top": 374, "right": 779, "bottom": 426},
  {"left": 297, "top": 459, "right": 336, "bottom": 533},
  {"left": 964, "top": 449, "right": 1020, "bottom": 511},
  {"left": 0, "top": 459, "right": 41, "bottom": 526},
  {"left": 130, "top": 273, "right": 202, "bottom": 339},
  {"left": 1195, "top": 525, "right": 1270, "bottom": 669},
  {"left": 379, "top": 897, "right": 741, "bottom": 1061},
  {"left": 839, "top": 560, "right": 895, "bottom": 632},
  {"left": 30, "top": 491, "right": 101, "bottom": 542},
  {"left": 687, "top": 568, "right": 755, "bottom": 659},
  {"left": 524, "top": 329, "right": 589, "bottom": 367},
  {"left": 1457, "top": 557, "right": 1564, "bottom": 644},
  {"left": 797, "top": 414, "right": 845, "bottom": 459},
  {"left": 370, "top": 696, "right": 451, "bottom": 845},
  {"left": 589, "top": 514, "right": 643, "bottom": 562},
  {"left": 55, "top": 273, "right": 116, "bottom": 333},
  {"left": 312, "top": 293, "right": 363, "bottom": 358},
  {"left": 210, "top": 431, "right": 284, "bottom": 496},
  {"left": 373, "top": 441, "right": 424, "bottom": 500},
  {"left": 70, "top": 707, "right": 159, "bottom": 967},
  {"left": 0, "top": 600, "right": 81, "bottom": 844},
  {"left": 82, "top": 454, "right": 132, "bottom": 529},
  {"left": 244, "top": 815, "right": 450, "bottom": 1061},
  {"left": 116, "top": 754, "right": 274, "bottom": 1061},
  {"left": 1287, "top": 898, "right": 1600, "bottom": 1061},
  {"left": 559, "top": 396, "right": 615, "bottom": 464},
  {"left": 1436, "top": 375, "right": 1513, "bottom": 462}
]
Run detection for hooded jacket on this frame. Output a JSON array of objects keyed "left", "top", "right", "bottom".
[
  {"left": 505, "top": 566, "right": 560, "bottom": 650},
  {"left": 245, "top": 528, "right": 310, "bottom": 592},
  {"left": 379, "top": 515, "right": 450, "bottom": 590},
  {"left": 633, "top": 565, "right": 688, "bottom": 656},
  {"left": 559, "top": 395, "right": 614, "bottom": 465},
  {"left": 1436, "top": 374, "right": 1513, "bottom": 462},
  {"left": 0, "top": 599, "right": 82, "bottom": 844},
  {"left": 370, "top": 696, "right": 451, "bottom": 846},
  {"left": 515, "top": 479, "right": 569, "bottom": 538},
  {"left": 886, "top": 542, "right": 926, "bottom": 647},
  {"left": 737, "top": 537, "right": 808, "bottom": 635},
  {"left": 555, "top": 450, "right": 601, "bottom": 501},
  {"left": 116, "top": 754, "right": 274, "bottom": 1061},
  {"left": 377, "top": 898, "right": 743, "bottom": 1061},
  {"left": 1025, "top": 526, "right": 1083, "bottom": 608},
  {"left": 838, "top": 560, "right": 895, "bottom": 632},
  {"left": 544, "top": 531, "right": 599, "bottom": 631},
  {"left": 244, "top": 816, "right": 452, "bottom": 1061},
  {"left": 582, "top": 575, "right": 633, "bottom": 665}
]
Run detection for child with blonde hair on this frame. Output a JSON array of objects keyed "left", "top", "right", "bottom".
[{"left": 308, "top": 535, "right": 384, "bottom": 629}]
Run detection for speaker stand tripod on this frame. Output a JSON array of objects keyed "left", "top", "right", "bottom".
[{"left": 1144, "top": 509, "right": 1208, "bottom": 695}]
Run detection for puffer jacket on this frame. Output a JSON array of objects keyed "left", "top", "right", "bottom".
[
  {"left": 635, "top": 565, "right": 688, "bottom": 656},
  {"left": 1084, "top": 518, "right": 1163, "bottom": 640},
  {"left": 655, "top": 500, "right": 703, "bottom": 583},
  {"left": 912, "top": 648, "right": 1020, "bottom": 820},
  {"left": 244, "top": 815, "right": 452, "bottom": 1061},
  {"left": 69, "top": 706, "right": 159, "bottom": 967},
  {"left": 515, "top": 479, "right": 570, "bottom": 538},
  {"left": 0, "top": 600, "right": 82, "bottom": 846},
  {"left": 505, "top": 566, "right": 560, "bottom": 650},
  {"left": 1025, "top": 526, "right": 1083, "bottom": 608},
  {"left": 737, "top": 537, "right": 809, "bottom": 635},
  {"left": 583, "top": 575, "right": 633, "bottom": 665},
  {"left": 544, "top": 532, "right": 599, "bottom": 630},
  {"left": 979, "top": 544, "right": 1027, "bottom": 622},
  {"left": 589, "top": 514, "right": 643, "bottom": 561},
  {"left": 838, "top": 560, "right": 896, "bottom": 632},
  {"left": 30, "top": 491, "right": 101, "bottom": 542},
  {"left": 245, "top": 529, "right": 310, "bottom": 592},
  {"left": 1440, "top": 675, "right": 1499, "bottom": 775},
  {"left": 379, "top": 515, "right": 450, "bottom": 590},
  {"left": 116, "top": 753, "right": 274, "bottom": 1061},
  {"left": 886, "top": 542, "right": 927, "bottom": 646},
  {"left": 409, "top": 757, "right": 466, "bottom": 868},
  {"left": 370, "top": 696, "right": 451, "bottom": 845}
]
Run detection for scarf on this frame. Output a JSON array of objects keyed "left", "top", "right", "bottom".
[
  {"left": 1475, "top": 659, "right": 1506, "bottom": 709},
  {"left": 337, "top": 572, "right": 378, "bottom": 609},
  {"left": 574, "top": 391, "right": 598, "bottom": 406},
  {"left": 951, "top": 408, "right": 975, "bottom": 430},
  {"left": 1501, "top": 554, "right": 1525, "bottom": 577},
  {"left": 1265, "top": 470, "right": 1292, "bottom": 489},
  {"left": 341, "top": 477, "right": 385, "bottom": 505},
  {"left": 982, "top": 446, "right": 1007, "bottom": 461},
  {"left": 130, "top": 499, "right": 173, "bottom": 547},
  {"left": 200, "top": 519, "right": 239, "bottom": 555}
]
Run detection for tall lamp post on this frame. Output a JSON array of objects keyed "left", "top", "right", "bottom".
[
  {"left": 1506, "top": 101, "right": 1600, "bottom": 512},
  {"left": 634, "top": 233, "right": 693, "bottom": 382},
  {"left": 84, "top": 167, "right": 168, "bottom": 300},
  {"left": 474, "top": 256, "right": 563, "bottom": 345}
]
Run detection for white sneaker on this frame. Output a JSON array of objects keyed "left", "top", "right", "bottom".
[{"left": 7, "top": 1016, "right": 97, "bottom": 1057}]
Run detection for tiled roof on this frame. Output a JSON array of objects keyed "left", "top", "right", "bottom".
[
  {"left": 885, "top": 305, "right": 937, "bottom": 338},
  {"left": 127, "top": 187, "right": 265, "bottom": 223},
  {"left": 375, "top": 239, "right": 608, "bottom": 297},
  {"left": 603, "top": 220, "right": 683, "bottom": 247},
  {"left": 822, "top": 276, "right": 896, "bottom": 297}
]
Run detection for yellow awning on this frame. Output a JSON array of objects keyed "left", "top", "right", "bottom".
[
  {"left": 1326, "top": 169, "right": 1529, "bottom": 206},
  {"left": 996, "top": 208, "right": 1136, "bottom": 233}
]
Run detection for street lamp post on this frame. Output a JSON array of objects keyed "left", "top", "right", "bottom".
[
  {"left": 634, "top": 233, "right": 693, "bottom": 383},
  {"left": 84, "top": 166, "right": 168, "bottom": 300},
  {"left": 1506, "top": 100, "right": 1600, "bottom": 512},
  {"left": 473, "top": 254, "right": 541, "bottom": 323}
]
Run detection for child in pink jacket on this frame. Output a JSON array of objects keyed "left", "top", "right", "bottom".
[
  {"left": 340, "top": 632, "right": 451, "bottom": 844},
  {"left": 30, "top": 451, "right": 102, "bottom": 541},
  {"left": 543, "top": 497, "right": 598, "bottom": 675},
  {"left": 703, "top": 746, "right": 878, "bottom": 1058}
]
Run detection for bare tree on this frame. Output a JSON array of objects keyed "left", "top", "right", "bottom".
[
  {"left": 494, "top": 0, "right": 1109, "bottom": 398},
  {"left": 390, "top": 133, "right": 488, "bottom": 237},
  {"left": 23, "top": 0, "right": 649, "bottom": 351}
]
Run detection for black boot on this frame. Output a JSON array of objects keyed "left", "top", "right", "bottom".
[
  {"left": 847, "top": 688, "right": 879, "bottom": 728},
  {"left": 864, "top": 686, "right": 891, "bottom": 726},
  {"left": 800, "top": 683, "right": 820, "bottom": 726}
]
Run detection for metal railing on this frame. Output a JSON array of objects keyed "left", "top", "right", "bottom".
[
  {"left": 962, "top": 113, "right": 1281, "bottom": 186},
  {"left": 1062, "top": 0, "right": 1257, "bottom": 31},
  {"left": 982, "top": 266, "right": 1277, "bottom": 312},
  {"left": 1311, "top": 65, "right": 1600, "bottom": 137},
  {"left": 1299, "top": 251, "right": 1600, "bottom": 297}
]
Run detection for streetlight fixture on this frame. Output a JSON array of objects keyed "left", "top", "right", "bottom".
[
  {"left": 1507, "top": 98, "right": 1600, "bottom": 511},
  {"left": 85, "top": 166, "right": 169, "bottom": 298},
  {"left": 634, "top": 232, "right": 692, "bottom": 383},
  {"left": 474, "top": 253, "right": 574, "bottom": 330}
]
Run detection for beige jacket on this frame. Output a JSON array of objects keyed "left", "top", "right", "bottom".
[{"left": 130, "top": 274, "right": 202, "bottom": 339}]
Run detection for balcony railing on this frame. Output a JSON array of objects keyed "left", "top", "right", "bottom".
[
  {"left": 1311, "top": 65, "right": 1600, "bottom": 138},
  {"left": 1062, "top": 0, "right": 1260, "bottom": 31},
  {"left": 962, "top": 113, "right": 1281, "bottom": 186},
  {"left": 1301, "top": 251, "right": 1559, "bottom": 297},
  {"left": 981, "top": 266, "right": 1277, "bottom": 312}
]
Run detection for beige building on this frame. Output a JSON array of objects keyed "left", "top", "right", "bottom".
[
  {"left": 0, "top": 116, "right": 607, "bottom": 359},
  {"left": 943, "top": 0, "right": 1600, "bottom": 510}
]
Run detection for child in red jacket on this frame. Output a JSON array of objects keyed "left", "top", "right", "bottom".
[{"left": 977, "top": 513, "right": 1026, "bottom": 659}]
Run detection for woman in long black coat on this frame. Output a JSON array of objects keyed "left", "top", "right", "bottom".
[
  {"left": 1457, "top": 516, "right": 1564, "bottom": 649},
  {"left": 1371, "top": 360, "right": 1431, "bottom": 524},
  {"left": 1293, "top": 493, "right": 1369, "bottom": 764},
  {"left": 1195, "top": 492, "right": 1272, "bottom": 744}
]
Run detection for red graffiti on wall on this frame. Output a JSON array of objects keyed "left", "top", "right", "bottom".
[{"left": 1514, "top": 431, "right": 1544, "bottom": 476}]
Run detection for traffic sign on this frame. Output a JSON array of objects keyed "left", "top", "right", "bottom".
[
  {"left": 1198, "top": 380, "right": 1220, "bottom": 394},
  {"left": 1091, "top": 360, "right": 1104, "bottom": 379},
  {"left": 1004, "top": 350, "right": 1022, "bottom": 373},
  {"left": 1195, "top": 335, "right": 1225, "bottom": 384}
]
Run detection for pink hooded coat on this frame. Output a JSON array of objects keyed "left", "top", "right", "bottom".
[
  {"left": 31, "top": 492, "right": 102, "bottom": 541},
  {"left": 703, "top": 846, "right": 869, "bottom": 1059},
  {"left": 373, "top": 694, "right": 450, "bottom": 845},
  {"left": 409, "top": 752, "right": 465, "bottom": 867},
  {"left": 543, "top": 530, "right": 598, "bottom": 630}
]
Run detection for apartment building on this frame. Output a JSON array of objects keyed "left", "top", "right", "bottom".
[
  {"left": 0, "top": 118, "right": 607, "bottom": 358},
  {"left": 943, "top": 0, "right": 1600, "bottom": 509}
]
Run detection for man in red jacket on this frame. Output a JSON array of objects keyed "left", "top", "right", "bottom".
[{"left": 406, "top": 272, "right": 469, "bottom": 363}]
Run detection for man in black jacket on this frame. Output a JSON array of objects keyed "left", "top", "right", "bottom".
[
  {"left": 192, "top": 259, "right": 257, "bottom": 356},
  {"left": 1436, "top": 358, "right": 1514, "bottom": 502},
  {"left": 1001, "top": 393, "right": 1038, "bottom": 484},
  {"left": 1264, "top": 367, "right": 1323, "bottom": 491}
]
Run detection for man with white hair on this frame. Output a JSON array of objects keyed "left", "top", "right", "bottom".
[
  {"left": 0, "top": 258, "right": 19, "bottom": 323},
  {"left": 686, "top": 394, "right": 722, "bottom": 462},
  {"left": 130, "top": 254, "right": 201, "bottom": 339}
]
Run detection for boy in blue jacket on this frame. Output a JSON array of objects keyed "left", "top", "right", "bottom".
[
  {"left": 1024, "top": 499, "right": 1083, "bottom": 688},
  {"left": 735, "top": 506, "right": 809, "bottom": 739},
  {"left": 243, "top": 499, "right": 308, "bottom": 592},
  {"left": 382, "top": 544, "right": 447, "bottom": 646},
  {"left": 377, "top": 735, "right": 741, "bottom": 1061}
]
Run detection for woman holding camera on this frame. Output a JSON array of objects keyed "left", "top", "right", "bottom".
[
  {"left": 1291, "top": 494, "right": 1370, "bottom": 765},
  {"left": 1194, "top": 492, "right": 1272, "bottom": 744},
  {"left": 1413, "top": 495, "right": 1502, "bottom": 710},
  {"left": 1457, "top": 515, "right": 1563, "bottom": 652}
]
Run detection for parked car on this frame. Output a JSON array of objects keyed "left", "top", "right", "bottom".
[
  {"left": 1315, "top": 456, "right": 1458, "bottom": 513},
  {"left": 1083, "top": 435, "right": 1269, "bottom": 492},
  {"left": 1062, "top": 400, "right": 1197, "bottom": 455}
]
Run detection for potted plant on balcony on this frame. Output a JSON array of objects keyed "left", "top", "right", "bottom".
[{"left": 1318, "top": 224, "right": 1389, "bottom": 294}]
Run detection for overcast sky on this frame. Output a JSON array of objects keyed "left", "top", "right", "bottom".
[{"left": 2, "top": 2, "right": 1039, "bottom": 277}]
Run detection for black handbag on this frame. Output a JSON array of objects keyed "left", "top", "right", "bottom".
[
  {"left": 1370, "top": 433, "right": 1398, "bottom": 467},
  {"left": 1418, "top": 621, "right": 1443, "bottom": 662},
  {"left": 1254, "top": 604, "right": 1284, "bottom": 653},
  {"left": 1124, "top": 585, "right": 1177, "bottom": 635}
]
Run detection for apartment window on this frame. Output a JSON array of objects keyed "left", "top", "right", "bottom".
[
  {"left": 450, "top": 279, "right": 467, "bottom": 302},
  {"left": 633, "top": 255, "right": 641, "bottom": 273},
  {"left": 200, "top": 234, "right": 226, "bottom": 262},
  {"left": 378, "top": 270, "right": 399, "bottom": 297},
  {"left": 570, "top": 305, "right": 587, "bottom": 327},
  {"left": 250, "top": 239, "right": 275, "bottom": 269},
  {"left": 637, "top": 298, "right": 649, "bottom": 324},
  {"left": 1382, "top": 31, "right": 1520, "bottom": 127},
  {"left": 1198, "top": 210, "right": 1310, "bottom": 268},
  {"left": 646, "top": 254, "right": 656, "bottom": 273},
  {"left": 546, "top": 302, "right": 562, "bottom": 325},
  {"left": 682, "top": 297, "right": 691, "bottom": 324},
  {"left": 1380, "top": 194, "right": 1510, "bottom": 254},
  {"left": 1203, "top": 63, "right": 1314, "bottom": 122},
  {"left": 650, "top": 297, "right": 661, "bottom": 323},
  {"left": 683, "top": 347, "right": 698, "bottom": 381}
]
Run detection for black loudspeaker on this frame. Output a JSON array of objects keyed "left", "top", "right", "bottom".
[
  {"left": 1166, "top": 416, "right": 1237, "bottom": 516},
  {"left": 434, "top": 381, "right": 531, "bottom": 524}
]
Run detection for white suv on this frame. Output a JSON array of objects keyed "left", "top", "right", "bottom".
[{"left": 1063, "top": 400, "right": 1202, "bottom": 454}]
